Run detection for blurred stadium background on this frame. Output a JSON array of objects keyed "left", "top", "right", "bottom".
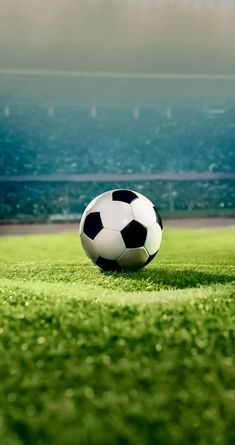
[{"left": 0, "top": 0, "right": 235, "bottom": 226}]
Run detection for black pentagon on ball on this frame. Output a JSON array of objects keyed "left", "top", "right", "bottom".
[
  {"left": 153, "top": 206, "right": 163, "bottom": 230},
  {"left": 121, "top": 220, "right": 147, "bottom": 248},
  {"left": 96, "top": 257, "right": 121, "bottom": 272},
  {"left": 112, "top": 189, "right": 138, "bottom": 204},
  {"left": 83, "top": 212, "right": 103, "bottom": 240}
]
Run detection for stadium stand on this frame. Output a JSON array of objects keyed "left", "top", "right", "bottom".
[
  {"left": 0, "top": 100, "right": 235, "bottom": 221},
  {"left": 1, "top": 180, "right": 235, "bottom": 222},
  {"left": 1, "top": 101, "right": 235, "bottom": 175}
]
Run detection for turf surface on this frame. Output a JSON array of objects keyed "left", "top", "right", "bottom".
[{"left": 0, "top": 227, "right": 234, "bottom": 445}]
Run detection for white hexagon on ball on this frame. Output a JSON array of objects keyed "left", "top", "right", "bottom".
[
  {"left": 117, "top": 247, "right": 149, "bottom": 269},
  {"left": 94, "top": 228, "right": 126, "bottom": 260},
  {"left": 131, "top": 198, "right": 157, "bottom": 228},
  {"left": 80, "top": 233, "right": 98, "bottom": 262},
  {"left": 144, "top": 223, "right": 162, "bottom": 256},
  {"left": 86, "top": 191, "right": 113, "bottom": 214},
  {"left": 99, "top": 201, "right": 132, "bottom": 231}
]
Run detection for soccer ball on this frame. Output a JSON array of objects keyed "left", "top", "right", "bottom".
[{"left": 79, "top": 189, "right": 163, "bottom": 271}]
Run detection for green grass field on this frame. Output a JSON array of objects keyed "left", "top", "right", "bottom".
[{"left": 0, "top": 227, "right": 234, "bottom": 445}]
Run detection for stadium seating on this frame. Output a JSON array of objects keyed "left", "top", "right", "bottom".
[
  {"left": 1, "top": 102, "right": 235, "bottom": 176},
  {"left": 0, "top": 100, "right": 235, "bottom": 220}
]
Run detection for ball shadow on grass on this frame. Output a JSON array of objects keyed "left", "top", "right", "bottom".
[
  {"left": 1, "top": 262, "right": 234, "bottom": 293},
  {"left": 100, "top": 266, "right": 235, "bottom": 292}
]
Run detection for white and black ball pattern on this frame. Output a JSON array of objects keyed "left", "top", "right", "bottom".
[{"left": 79, "top": 189, "right": 163, "bottom": 271}]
